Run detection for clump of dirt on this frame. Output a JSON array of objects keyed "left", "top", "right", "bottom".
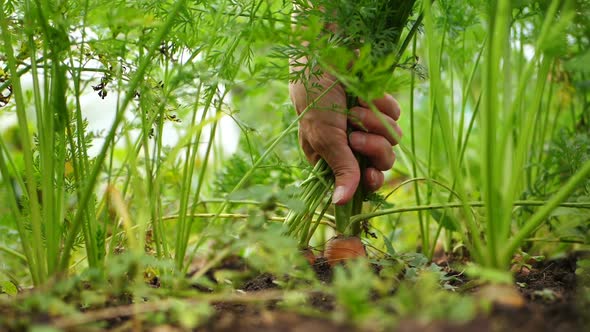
[
  {"left": 243, "top": 273, "right": 277, "bottom": 292},
  {"left": 494, "top": 253, "right": 588, "bottom": 332},
  {"left": 308, "top": 291, "right": 336, "bottom": 312},
  {"left": 311, "top": 257, "right": 333, "bottom": 283},
  {"left": 409, "top": 253, "right": 588, "bottom": 332},
  {"left": 515, "top": 254, "right": 577, "bottom": 300}
]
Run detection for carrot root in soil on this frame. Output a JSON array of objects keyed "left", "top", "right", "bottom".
[
  {"left": 323, "top": 236, "right": 366, "bottom": 266},
  {"left": 301, "top": 247, "right": 317, "bottom": 265}
]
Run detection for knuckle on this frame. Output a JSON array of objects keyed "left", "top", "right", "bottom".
[
  {"left": 348, "top": 107, "right": 366, "bottom": 126},
  {"left": 311, "top": 134, "right": 334, "bottom": 156},
  {"left": 333, "top": 165, "right": 359, "bottom": 179},
  {"left": 330, "top": 155, "right": 360, "bottom": 186}
]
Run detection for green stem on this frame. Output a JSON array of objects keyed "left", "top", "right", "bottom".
[
  {"left": 305, "top": 200, "right": 332, "bottom": 247},
  {"left": 423, "top": 0, "right": 485, "bottom": 263},
  {"left": 334, "top": 196, "right": 353, "bottom": 234},
  {"left": 501, "top": 159, "right": 590, "bottom": 266},
  {"left": 349, "top": 200, "right": 590, "bottom": 230},
  {"left": 179, "top": 96, "right": 223, "bottom": 273},
  {"left": 59, "top": 0, "right": 188, "bottom": 271},
  {"left": 409, "top": 35, "right": 427, "bottom": 252},
  {"left": 0, "top": 245, "right": 27, "bottom": 264},
  {"left": 0, "top": 144, "right": 36, "bottom": 270},
  {"left": 329, "top": 7, "right": 422, "bottom": 238},
  {"left": 334, "top": 89, "right": 367, "bottom": 236},
  {"left": 0, "top": 3, "right": 46, "bottom": 285}
]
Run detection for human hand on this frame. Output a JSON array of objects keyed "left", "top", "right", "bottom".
[{"left": 289, "top": 71, "right": 402, "bottom": 205}]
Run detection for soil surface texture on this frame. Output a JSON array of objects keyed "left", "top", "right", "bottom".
[
  {"left": 200, "top": 253, "right": 589, "bottom": 332},
  {"left": 1, "top": 253, "right": 588, "bottom": 331}
]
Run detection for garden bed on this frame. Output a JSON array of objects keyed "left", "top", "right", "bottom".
[
  {"left": 2, "top": 252, "right": 586, "bottom": 331},
  {"left": 198, "top": 253, "right": 588, "bottom": 332}
]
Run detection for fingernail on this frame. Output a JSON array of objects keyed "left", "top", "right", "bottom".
[{"left": 332, "top": 186, "right": 346, "bottom": 204}]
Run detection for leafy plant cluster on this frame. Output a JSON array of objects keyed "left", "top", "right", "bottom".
[{"left": 0, "top": 0, "right": 589, "bottom": 330}]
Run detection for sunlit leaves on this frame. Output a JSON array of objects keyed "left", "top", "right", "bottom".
[
  {"left": 0, "top": 280, "right": 17, "bottom": 296},
  {"left": 288, "top": 0, "right": 419, "bottom": 102}
]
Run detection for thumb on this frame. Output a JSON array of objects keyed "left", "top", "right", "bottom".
[{"left": 318, "top": 139, "right": 360, "bottom": 205}]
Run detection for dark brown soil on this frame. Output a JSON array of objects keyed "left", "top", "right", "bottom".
[
  {"left": 199, "top": 252, "right": 589, "bottom": 332},
  {"left": 243, "top": 273, "right": 278, "bottom": 292},
  {"left": 498, "top": 253, "right": 587, "bottom": 332},
  {"left": 395, "top": 253, "right": 589, "bottom": 332},
  {"left": 311, "top": 257, "right": 333, "bottom": 283},
  {"left": 198, "top": 302, "right": 354, "bottom": 332}
]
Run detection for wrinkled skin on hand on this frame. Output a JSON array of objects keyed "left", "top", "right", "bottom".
[{"left": 290, "top": 70, "right": 402, "bottom": 205}]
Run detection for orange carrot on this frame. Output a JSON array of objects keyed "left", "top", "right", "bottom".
[
  {"left": 300, "top": 247, "right": 317, "bottom": 265},
  {"left": 323, "top": 236, "right": 366, "bottom": 266}
]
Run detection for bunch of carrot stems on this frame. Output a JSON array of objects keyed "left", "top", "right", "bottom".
[
  {"left": 284, "top": 158, "right": 333, "bottom": 248},
  {"left": 285, "top": 0, "right": 419, "bottom": 249}
]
